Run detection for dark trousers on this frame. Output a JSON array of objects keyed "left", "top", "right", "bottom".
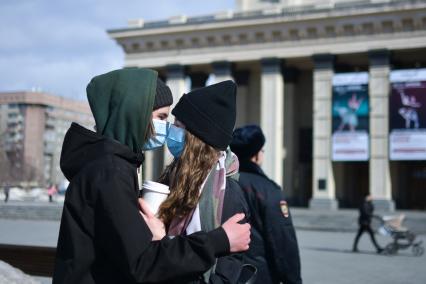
[{"left": 353, "top": 224, "right": 381, "bottom": 251}]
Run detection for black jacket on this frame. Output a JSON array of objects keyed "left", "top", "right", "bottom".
[
  {"left": 237, "top": 161, "right": 302, "bottom": 284},
  {"left": 358, "top": 200, "right": 375, "bottom": 226},
  {"left": 53, "top": 123, "right": 230, "bottom": 284},
  {"left": 201, "top": 178, "right": 252, "bottom": 284}
]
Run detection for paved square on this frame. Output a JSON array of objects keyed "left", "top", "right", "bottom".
[
  {"left": 0, "top": 219, "right": 425, "bottom": 283},
  {"left": 298, "top": 230, "right": 426, "bottom": 284}
]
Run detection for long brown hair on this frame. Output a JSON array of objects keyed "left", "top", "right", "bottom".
[{"left": 158, "top": 131, "right": 219, "bottom": 228}]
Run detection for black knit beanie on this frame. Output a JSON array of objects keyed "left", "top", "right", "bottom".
[
  {"left": 172, "top": 80, "right": 237, "bottom": 150},
  {"left": 154, "top": 78, "right": 173, "bottom": 110},
  {"left": 230, "top": 125, "right": 265, "bottom": 160}
]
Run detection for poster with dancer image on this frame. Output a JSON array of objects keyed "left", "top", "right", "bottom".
[
  {"left": 389, "top": 68, "right": 426, "bottom": 160},
  {"left": 332, "top": 72, "right": 369, "bottom": 161}
]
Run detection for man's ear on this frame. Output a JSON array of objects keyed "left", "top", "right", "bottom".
[{"left": 251, "top": 152, "right": 259, "bottom": 164}]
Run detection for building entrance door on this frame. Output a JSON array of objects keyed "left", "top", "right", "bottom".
[
  {"left": 394, "top": 162, "right": 426, "bottom": 210},
  {"left": 335, "top": 162, "right": 369, "bottom": 208}
]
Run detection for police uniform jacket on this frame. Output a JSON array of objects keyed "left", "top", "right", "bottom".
[{"left": 237, "top": 160, "right": 302, "bottom": 284}]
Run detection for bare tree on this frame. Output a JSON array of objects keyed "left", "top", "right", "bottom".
[
  {"left": 0, "top": 131, "right": 12, "bottom": 186},
  {"left": 0, "top": 130, "right": 44, "bottom": 188}
]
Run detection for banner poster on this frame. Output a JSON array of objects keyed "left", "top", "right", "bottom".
[
  {"left": 389, "top": 68, "right": 426, "bottom": 160},
  {"left": 332, "top": 72, "right": 369, "bottom": 161}
]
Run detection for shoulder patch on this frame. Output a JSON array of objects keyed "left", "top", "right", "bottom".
[{"left": 280, "top": 200, "right": 289, "bottom": 218}]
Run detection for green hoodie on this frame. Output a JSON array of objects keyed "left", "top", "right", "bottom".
[{"left": 86, "top": 68, "right": 157, "bottom": 153}]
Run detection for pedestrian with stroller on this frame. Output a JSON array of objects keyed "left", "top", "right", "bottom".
[
  {"left": 157, "top": 80, "right": 254, "bottom": 283},
  {"left": 352, "top": 195, "right": 384, "bottom": 253},
  {"left": 230, "top": 125, "right": 302, "bottom": 284},
  {"left": 53, "top": 68, "right": 251, "bottom": 284}
]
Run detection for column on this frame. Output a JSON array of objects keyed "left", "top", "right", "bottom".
[
  {"left": 368, "top": 49, "right": 395, "bottom": 211},
  {"left": 234, "top": 70, "right": 250, "bottom": 126},
  {"left": 164, "top": 64, "right": 186, "bottom": 165},
  {"left": 309, "top": 54, "right": 338, "bottom": 210},
  {"left": 260, "top": 58, "right": 284, "bottom": 187},
  {"left": 212, "top": 61, "right": 234, "bottom": 83},
  {"left": 166, "top": 64, "right": 187, "bottom": 112},
  {"left": 283, "top": 68, "right": 298, "bottom": 199},
  {"left": 143, "top": 151, "right": 154, "bottom": 182},
  {"left": 189, "top": 72, "right": 209, "bottom": 90}
]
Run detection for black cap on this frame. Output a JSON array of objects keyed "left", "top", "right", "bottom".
[
  {"left": 172, "top": 80, "right": 237, "bottom": 150},
  {"left": 230, "top": 125, "right": 265, "bottom": 160},
  {"left": 154, "top": 78, "right": 173, "bottom": 110}
]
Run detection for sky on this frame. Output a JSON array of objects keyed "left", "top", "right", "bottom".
[{"left": 0, "top": 0, "right": 234, "bottom": 101}]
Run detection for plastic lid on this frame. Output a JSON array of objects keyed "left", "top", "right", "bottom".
[{"left": 142, "top": 180, "right": 170, "bottom": 194}]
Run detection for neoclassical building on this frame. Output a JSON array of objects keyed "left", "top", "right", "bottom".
[{"left": 108, "top": 0, "right": 426, "bottom": 210}]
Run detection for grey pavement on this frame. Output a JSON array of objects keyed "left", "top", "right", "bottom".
[
  {"left": 2, "top": 202, "right": 426, "bottom": 234},
  {"left": 0, "top": 219, "right": 59, "bottom": 247},
  {"left": 0, "top": 202, "right": 63, "bottom": 222},
  {"left": 298, "top": 230, "right": 426, "bottom": 284},
  {"left": 291, "top": 208, "right": 426, "bottom": 234},
  {"left": 0, "top": 218, "right": 425, "bottom": 283}
]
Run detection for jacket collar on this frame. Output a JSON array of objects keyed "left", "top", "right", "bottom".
[{"left": 238, "top": 160, "right": 268, "bottom": 179}]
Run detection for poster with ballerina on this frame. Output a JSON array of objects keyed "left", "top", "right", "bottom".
[
  {"left": 390, "top": 68, "right": 426, "bottom": 160},
  {"left": 332, "top": 72, "right": 369, "bottom": 161}
]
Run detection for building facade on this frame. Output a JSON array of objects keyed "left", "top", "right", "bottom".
[
  {"left": 108, "top": 0, "right": 426, "bottom": 210},
  {"left": 0, "top": 91, "right": 94, "bottom": 187}
]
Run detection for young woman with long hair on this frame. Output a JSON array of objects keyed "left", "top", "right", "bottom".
[{"left": 158, "top": 80, "right": 254, "bottom": 283}]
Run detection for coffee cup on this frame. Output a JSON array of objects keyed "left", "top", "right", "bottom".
[{"left": 140, "top": 181, "right": 170, "bottom": 216}]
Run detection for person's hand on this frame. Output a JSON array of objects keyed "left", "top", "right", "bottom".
[
  {"left": 222, "top": 213, "right": 251, "bottom": 253},
  {"left": 138, "top": 198, "right": 166, "bottom": 241}
]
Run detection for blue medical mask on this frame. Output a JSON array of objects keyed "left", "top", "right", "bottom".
[
  {"left": 143, "top": 119, "right": 169, "bottom": 151},
  {"left": 166, "top": 124, "right": 186, "bottom": 158}
]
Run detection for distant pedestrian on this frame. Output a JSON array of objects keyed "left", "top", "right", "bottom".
[
  {"left": 352, "top": 195, "right": 384, "bottom": 253},
  {"left": 231, "top": 125, "right": 302, "bottom": 284},
  {"left": 47, "top": 184, "right": 57, "bottom": 203},
  {"left": 3, "top": 185, "right": 10, "bottom": 203}
]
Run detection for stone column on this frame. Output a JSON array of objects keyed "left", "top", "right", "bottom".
[
  {"left": 283, "top": 68, "right": 298, "bottom": 198},
  {"left": 309, "top": 54, "right": 338, "bottom": 210},
  {"left": 368, "top": 49, "right": 395, "bottom": 211},
  {"left": 234, "top": 70, "right": 250, "bottom": 126},
  {"left": 260, "top": 58, "right": 284, "bottom": 187},
  {"left": 189, "top": 72, "right": 209, "bottom": 90},
  {"left": 164, "top": 64, "right": 186, "bottom": 165},
  {"left": 143, "top": 151, "right": 154, "bottom": 181},
  {"left": 166, "top": 64, "right": 187, "bottom": 112},
  {"left": 212, "top": 61, "right": 234, "bottom": 83}
]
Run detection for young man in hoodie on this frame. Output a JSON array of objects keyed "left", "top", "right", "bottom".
[
  {"left": 230, "top": 125, "right": 302, "bottom": 284},
  {"left": 53, "top": 68, "right": 251, "bottom": 284}
]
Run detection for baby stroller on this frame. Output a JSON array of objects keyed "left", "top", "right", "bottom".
[{"left": 378, "top": 214, "right": 424, "bottom": 256}]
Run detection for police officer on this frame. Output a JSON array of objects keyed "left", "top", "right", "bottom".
[{"left": 231, "top": 125, "right": 302, "bottom": 284}]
